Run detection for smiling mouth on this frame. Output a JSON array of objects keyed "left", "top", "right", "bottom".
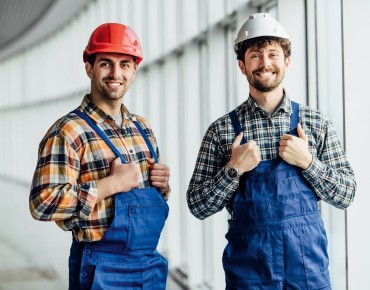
[
  {"left": 106, "top": 81, "right": 123, "bottom": 88},
  {"left": 255, "top": 71, "right": 275, "bottom": 78}
]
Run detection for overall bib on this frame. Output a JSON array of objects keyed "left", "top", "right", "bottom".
[
  {"left": 69, "top": 110, "right": 169, "bottom": 290},
  {"left": 222, "top": 102, "right": 331, "bottom": 289}
]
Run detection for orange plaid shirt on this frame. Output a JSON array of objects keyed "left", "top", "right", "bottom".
[{"left": 30, "top": 95, "right": 162, "bottom": 242}]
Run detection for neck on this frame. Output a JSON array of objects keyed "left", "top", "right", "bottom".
[
  {"left": 89, "top": 93, "right": 122, "bottom": 116},
  {"left": 249, "top": 87, "right": 285, "bottom": 115}
]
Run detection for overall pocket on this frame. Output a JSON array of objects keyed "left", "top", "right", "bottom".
[
  {"left": 91, "top": 261, "right": 142, "bottom": 290},
  {"left": 125, "top": 203, "right": 166, "bottom": 251}
]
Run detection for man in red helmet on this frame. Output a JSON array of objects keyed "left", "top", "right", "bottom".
[{"left": 29, "top": 23, "right": 171, "bottom": 289}]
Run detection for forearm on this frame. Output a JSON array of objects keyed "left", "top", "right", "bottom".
[
  {"left": 187, "top": 166, "right": 239, "bottom": 220},
  {"left": 96, "top": 175, "right": 118, "bottom": 202},
  {"left": 29, "top": 181, "right": 98, "bottom": 221},
  {"left": 302, "top": 157, "right": 356, "bottom": 209}
]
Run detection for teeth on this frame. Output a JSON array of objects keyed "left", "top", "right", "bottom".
[
  {"left": 108, "top": 83, "right": 120, "bottom": 87},
  {"left": 258, "top": 72, "right": 272, "bottom": 77}
]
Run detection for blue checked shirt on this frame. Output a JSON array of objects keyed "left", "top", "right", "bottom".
[{"left": 187, "top": 94, "right": 356, "bottom": 220}]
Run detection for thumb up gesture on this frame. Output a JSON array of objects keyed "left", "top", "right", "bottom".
[{"left": 279, "top": 123, "right": 313, "bottom": 169}]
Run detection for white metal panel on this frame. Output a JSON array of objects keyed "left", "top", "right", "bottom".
[
  {"left": 146, "top": 0, "right": 162, "bottom": 62},
  {"left": 207, "top": 0, "right": 225, "bottom": 26},
  {"left": 163, "top": 0, "right": 178, "bottom": 54},
  {"left": 161, "top": 56, "right": 183, "bottom": 269},
  {"left": 181, "top": 0, "right": 199, "bottom": 43},
  {"left": 278, "top": 0, "right": 307, "bottom": 104},
  {"left": 182, "top": 45, "right": 205, "bottom": 288},
  {"left": 207, "top": 29, "right": 228, "bottom": 123},
  {"left": 343, "top": 0, "right": 370, "bottom": 289}
]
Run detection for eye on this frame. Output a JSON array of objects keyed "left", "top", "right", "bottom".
[{"left": 100, "top": 62, "right": 111, "bottom": 67}]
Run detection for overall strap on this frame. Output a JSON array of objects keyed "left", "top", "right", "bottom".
[
  {"left": 73, "top": 110, "right": 159, "bottom": 164},
  {"left": 290, "top": 101, "right": 300, "bottom": 133},
  {"left": 73, "top": 110, "right": 127, "bottom": 164},
  {"left": 132, "top": 120, "right": 158, "bottom": 163},
  {"left": 228, "top": 110, "right": 247, "bottom": 145},
  {"left": 72, "top": 110, "right": 158, "bottom": 164}
]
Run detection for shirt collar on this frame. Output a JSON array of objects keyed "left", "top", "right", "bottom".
[
  {"left": 80, "top": 94, "right": 135, "bottom": 124},
  {"left": 244, "top": 90, "right": 292, "bottom": 116}
]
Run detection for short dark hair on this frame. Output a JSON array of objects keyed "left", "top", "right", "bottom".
[
  {"left": 236, "top": 36, "right": 291, "bottom": 61},
  {"left": 86, "top": 54, "right": 97, "bottom": 66}
]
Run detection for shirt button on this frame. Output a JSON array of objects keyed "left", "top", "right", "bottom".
[
  {"left": 129, "top": 149, "right": 133, "bottom": 153},
  {"left": 81, "top": 272, "right": 87, "bottom": 278},
  {"left": 83, "top": 249, "right": 90, "bottom": 255}
]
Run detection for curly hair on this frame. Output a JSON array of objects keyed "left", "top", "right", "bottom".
[{"left": 236, "top": 36, "right": 291, "bottom": 61}]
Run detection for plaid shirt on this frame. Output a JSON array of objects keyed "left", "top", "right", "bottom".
[
  {"left": 30, "top": 95, "right": 161, "bottom": 242},
  {"left": 187, "top": 94, "right": 357, "bottom": 220}
]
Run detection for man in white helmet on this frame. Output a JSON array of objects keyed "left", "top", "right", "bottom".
[{"left": 187, "top": 13, "right": 356, "bottom": 289}]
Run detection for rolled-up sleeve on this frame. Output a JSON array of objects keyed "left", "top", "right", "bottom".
[{"left": 29, "top": 135, "right": 98, "bottom": 221}]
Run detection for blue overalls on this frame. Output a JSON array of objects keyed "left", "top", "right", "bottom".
[
  {"left": 69, "top": 110, "right": 169, "bottom": 290},
  {"left": 222, "top": 102, "right": 331, "bottom": 289}
]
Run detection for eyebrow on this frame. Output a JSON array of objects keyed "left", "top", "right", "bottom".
[
  {"left": 97, "top": 58, "right": 133, "bottom": 63},
  {"left": 247, "top": 48, "right": 280, "bottom": 54}
]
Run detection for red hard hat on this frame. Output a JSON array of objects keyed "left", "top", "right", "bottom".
[{"left": 83, "top": 23, "right": 143, "bottom": 65}]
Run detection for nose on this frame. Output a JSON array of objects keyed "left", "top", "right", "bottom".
[
  {"left": 109, "top": 63, "right": 121, "bottom": 79},
  {"left": 259, "top": 54, "right": 271, "bottom": 69}
]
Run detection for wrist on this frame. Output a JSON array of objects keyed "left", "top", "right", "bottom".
[
  {"left": 301, "top": 154, "right": 313, "bottom": 170},
  {"left": 160, "top": 184, "right": 171, "bottom": 200},
  {"left": 224, "top": 163, "right": 242, "bottom": 180}
]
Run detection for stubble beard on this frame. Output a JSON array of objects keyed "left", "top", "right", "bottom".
[
  {"left": 101, "top": 87, "right": 125, "bottom": 101},
  {"left": 247, "top": 68, "right": 284, "bottom": 93}
]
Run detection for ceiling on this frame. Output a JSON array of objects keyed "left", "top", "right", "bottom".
[
  {"left": 0, "top": 0, "right": 54, "bottom": 50},
  {"left": 0, "top": 0, "right": 92, "bottom": 61}
]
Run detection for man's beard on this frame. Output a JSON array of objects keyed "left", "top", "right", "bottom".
[
  {"left": 247, "top": 68, "right": 284, "bottom": 92},
  {"left": 101, "top": 88, "right": 124, "bottom": 101}
]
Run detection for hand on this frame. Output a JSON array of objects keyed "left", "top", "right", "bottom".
[
  {"left": 110, "top": 158, "right": 140, "bottom": 192},
  {"left": 279, "top": 123, "right": 312, "bottom": 169},
  {"left": 147, "top": 158, "right": 170, "bottom": 194},
  {"left": 228, "top": 132, "right": 261, "bottom": 173}
]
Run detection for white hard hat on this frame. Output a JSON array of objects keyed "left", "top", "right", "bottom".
[{"left": 234, "top": 13, "right": 290, "bottom": 53}]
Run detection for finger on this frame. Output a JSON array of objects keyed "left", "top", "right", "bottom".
[
  {"left": 113, "top": 157, "right": 122, "bottom": 165},
  {"left": 232, "top": 132, "right": 243, "bottom": 149},
  {"left": 150, "top": 166, "right": 170, "bottom": 177},
  {"left": 150, "top": 175, "right": 168, "bottom": 182},
  {"left": 147, "top": 158, "right": 156, "bottom": 165},
  {"left": 281, "top": 134, "right": 294, "bottom": 141},
  {"left": 297, "top": 123, "right": 307, "bottom": 141}
]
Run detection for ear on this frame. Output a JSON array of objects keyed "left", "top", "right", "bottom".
[
  {"left": 238, "top": 60, "right": 246, "bottom": 75},
  {"left": 85, "top": 62, "right": 93, "bottom": 79},
  {"left": 132, "top": 64, "right": 138, "bottom": 80},
  {"left": 284, "top": 56, "right": 291, "bottom": 69}
]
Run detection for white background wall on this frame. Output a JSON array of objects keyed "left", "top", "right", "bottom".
[
  {"left": 342, "top": 0, "right": 370, "bottom": 288},
  {"left": 0, "top": 0, "right": 368, "bottom": 289}
]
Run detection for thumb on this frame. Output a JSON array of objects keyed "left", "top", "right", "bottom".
[
  {"left": 297, "top": 123, "right": 307, "bottom": 141},
  {"left": 147, "top": 158, "right": 155, "bottom": 165},
  {"left": 113, "top": 157, "right": 123, "bottom": 165},
  {"left": 232, "top": 132, "right": 243, "bottom": 149}
]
